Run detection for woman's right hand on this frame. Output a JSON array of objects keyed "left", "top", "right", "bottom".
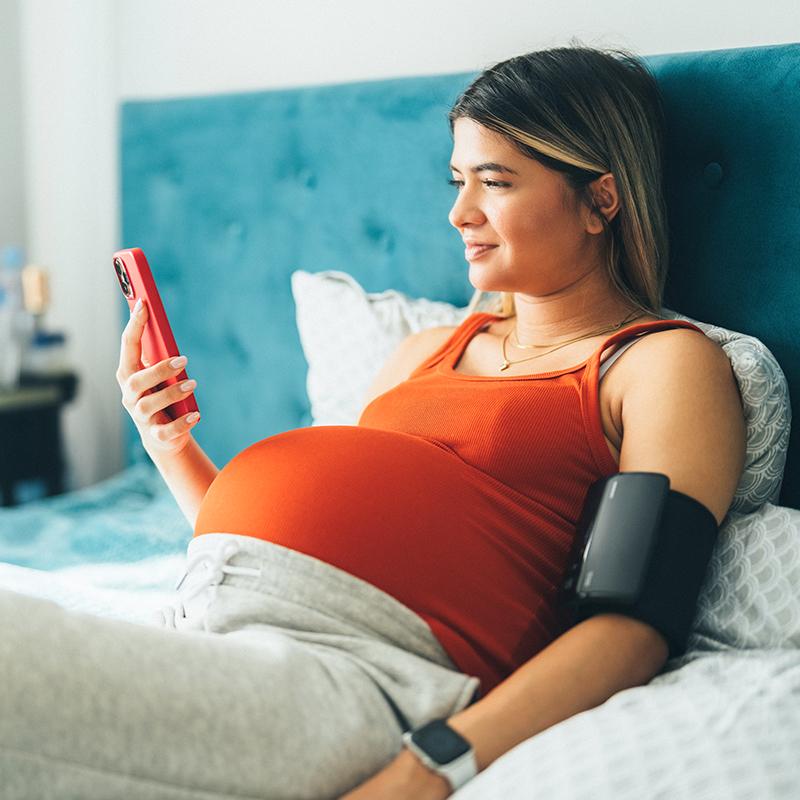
[{"left": 116, "top": 300, "right": 200, "bottom": 457}]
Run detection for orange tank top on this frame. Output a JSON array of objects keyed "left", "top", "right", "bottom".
[{"left": 195, "top": 312, "right": 704, "bottom": 697}]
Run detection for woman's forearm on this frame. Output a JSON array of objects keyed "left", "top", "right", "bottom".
[
  {"left": 145, "top": 436, "right": 219, "bottom": 529},
  {"left": 446, "top": 613, "right": 669, "bottom": 772}
]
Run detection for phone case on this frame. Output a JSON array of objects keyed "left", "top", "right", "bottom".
[{"left": 113, "top": 247, "right": 199, "bottom": 421}]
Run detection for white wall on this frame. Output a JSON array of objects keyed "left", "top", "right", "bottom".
[
  {"left": 19, "top": 0, "right": 120, "bottom": 492},
  {"left": 115, "top": 0, "right": 800, "bottom": 99},
  {"left": 0, "top": 0, "right": 25, "bottom": 249},
  {"left": 13, "top": 0, "right": 800, "bottom": 490}
]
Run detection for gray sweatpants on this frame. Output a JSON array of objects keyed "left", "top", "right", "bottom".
[{"left": 0, "top": 533, "right": 481, "bottom": 799}]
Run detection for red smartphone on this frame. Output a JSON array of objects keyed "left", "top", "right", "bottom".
[{"left": 112, "top": 247, "right": 199, "bottom": 421}]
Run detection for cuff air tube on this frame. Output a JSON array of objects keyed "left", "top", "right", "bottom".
[{"left": 560, "top": 472, "right": 720, "bottom": 659}]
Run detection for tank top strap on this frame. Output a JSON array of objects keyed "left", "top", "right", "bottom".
[
  {"left": 581, "top": 317, "right": 706, "bottom": 474},
  {"left": 443, "top": 312, "right": 499, "bottom": 366},
  {"left": 593, "top": 317, "right": 705, "bottom": 363},
  {"left": 411, "top": 312, "right": 496, "bottom": 375}
]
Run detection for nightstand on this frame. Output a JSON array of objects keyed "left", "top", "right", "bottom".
[{"left": 0, "top": 370, "right": 79, "bottom": 506}]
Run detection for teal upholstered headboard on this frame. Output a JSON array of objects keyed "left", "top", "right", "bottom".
[{"left": 120, "top": 42, "right": 800, "bottom": 509}]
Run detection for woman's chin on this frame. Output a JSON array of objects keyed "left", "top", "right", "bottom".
[{"left": 469, "top": 275, "right": 507, "bottom": 294}]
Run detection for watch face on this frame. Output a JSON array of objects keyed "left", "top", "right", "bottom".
[{"left": 412, "top": 720, "right": 471, "bottom": 764}]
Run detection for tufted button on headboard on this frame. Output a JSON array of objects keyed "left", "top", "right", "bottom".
[{"left": 702, "top": 161, "right": 724, "bottom": 187}]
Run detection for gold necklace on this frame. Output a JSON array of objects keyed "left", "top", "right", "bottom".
[{"left": 498, "top": 310, "right": 646, "bottom": 372}]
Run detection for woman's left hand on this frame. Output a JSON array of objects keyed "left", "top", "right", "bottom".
[{"left": 339, "top": 748, "right": 452, "bottom": 800}]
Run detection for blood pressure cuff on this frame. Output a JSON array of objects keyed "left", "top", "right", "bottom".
[{"left": 560, "top": 472, "right": 720, "bottom": 659}]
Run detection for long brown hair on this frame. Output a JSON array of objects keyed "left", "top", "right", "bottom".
[{"left": 450, "top": 41, "right": 669, "bottom": 319}]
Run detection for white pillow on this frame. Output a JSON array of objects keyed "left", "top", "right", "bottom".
[
  {"left": 689, "top": 501, "right": 800, "bottom": 652},
  {"left": 290, "top": 269, "right": 790, "bottom": 515},
  {"left": 291, "top": 269, "right": 473, "bottom": 427},
  {"left": 659, "top": 308, "right": 791, "bottom": 514}
]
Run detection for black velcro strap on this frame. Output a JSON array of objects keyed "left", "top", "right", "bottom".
[
  {"left": 634, "top": 490, "right": 719, "bottom": 656},
  {"left": 571, "top": 488, "right": 719, "bottom": 659}
]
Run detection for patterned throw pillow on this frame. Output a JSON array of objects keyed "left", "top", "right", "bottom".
[
  {"left": 689, "top": 502, "right": 800, "bottom": 652},
  {"left": 659, "top": 308, "right": 790, "bottom": 515},
  {"left": 291, "top": 270, "right": 790, "bottom": 515}
]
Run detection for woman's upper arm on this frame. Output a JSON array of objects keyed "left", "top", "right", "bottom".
[
  {"left": 617, "top": 330, "right": 746, "bottom": 526},
  {"left": 360, "top": 326, "right": 454, "bottom": 414}
]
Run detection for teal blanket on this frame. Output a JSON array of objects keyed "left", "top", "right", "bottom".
[{"left": 0, "top": 464, "right": 191, "bottom": 571}]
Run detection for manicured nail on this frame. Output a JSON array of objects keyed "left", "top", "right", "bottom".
[
  {"left": 180, "top": 379, "right": 196, "bottom": 392},
  {"left": 170, "top": 356, "right": 187, "bottom": 369},
  {"left": 132, "top": 298, "right": 143, "bottom": 315},
  {"left": 186, "top": 412, "right": 200, "bottom": 423}
]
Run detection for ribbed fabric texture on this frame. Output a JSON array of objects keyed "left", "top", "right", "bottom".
[{"left": 196, "top": 311, "right": 704, "bottom": 696}]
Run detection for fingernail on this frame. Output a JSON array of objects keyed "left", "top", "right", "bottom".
[
  {"left": 170, "top": 356, "right": 187, "bottom": 369},
  {"left": 186, "top": 412, "right": 200, "bottom": 423},
  {"left": 132, "top": 298, "right": 143, "bottom": 315},
  {"left": 180, "top": 379, "right": 196, "bottom": 392}
]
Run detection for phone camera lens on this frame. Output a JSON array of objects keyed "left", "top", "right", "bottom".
[{"left": 114, "top": 257, "right": 133, "bottom": 298}]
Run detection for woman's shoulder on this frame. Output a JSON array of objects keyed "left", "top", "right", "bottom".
[
  {"left": 613, "top": 320, "right": 732, "bottom": 395},
  {"left": 418, "top": 322, "right": 460, "bottom": 347},
  {"left": 614, "top": 322, "right": 745, "bottom": 526},
  {"left": 624, "top": 320, "right": 727, "bottom": 365}
]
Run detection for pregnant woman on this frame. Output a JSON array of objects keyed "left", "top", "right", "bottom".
[{"left": 1, "top": 45, "right": 745, "bottom": 800}]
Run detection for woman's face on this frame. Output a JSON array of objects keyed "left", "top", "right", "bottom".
[{"left": 448, "top": 117, "right": 602, "bottom": 298}]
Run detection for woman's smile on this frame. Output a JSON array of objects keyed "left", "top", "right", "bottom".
[{"left": 465, "top": 243, "right": 498, "bottom": 260}]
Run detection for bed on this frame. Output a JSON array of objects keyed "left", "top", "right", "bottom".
[{"left": 1, "top": 40, "right": 799, "bottom": 799}]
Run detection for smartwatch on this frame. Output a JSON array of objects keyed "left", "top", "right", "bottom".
[{"left": 401, "top": 718, "right": 478, "bottom": 791}]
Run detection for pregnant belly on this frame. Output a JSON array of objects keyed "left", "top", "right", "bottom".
[
  {"left": 195, "top": 425, "right": 484, "bottom": 559},
  {"left": 195, "top": 424, "right": 577, "bottom": 693}
]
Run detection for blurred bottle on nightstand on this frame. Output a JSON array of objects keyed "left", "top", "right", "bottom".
[
  {"left": 19, "top": 262, "right": 68, "bottom": 377},
  {"left": 13, "top": 258, "right": 77, "bottom": 407}
]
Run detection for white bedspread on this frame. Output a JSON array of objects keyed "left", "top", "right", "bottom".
[
  {"left": 453, "top": 647, "right": 800, "bottom": 799},
  {"left": 0, "top": 554, "right": 185, "bottom": 626},
  {"left": 2, "top": 495, "right": 799, "bottom": 799}
]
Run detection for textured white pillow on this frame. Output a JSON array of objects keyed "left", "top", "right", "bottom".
[
  {"left": 690, "top": 501, "right": 800, "bottom": 652},
  {"left": 290, "top": 269, "right": 790, "bottom": 514},
  {"left": 659, "top": 308, "right": 791, "bottom": 514},
  {"left": 291, "top": 269, "right": 473, "bottom": 426}
]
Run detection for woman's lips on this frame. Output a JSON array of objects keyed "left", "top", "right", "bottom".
[{"left": 465, "top": 244, "right": 498, "bottom": 260}]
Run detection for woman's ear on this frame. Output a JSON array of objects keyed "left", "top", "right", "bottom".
[{"left": 585, "top": 172, "right": 620, "bottom": 233}]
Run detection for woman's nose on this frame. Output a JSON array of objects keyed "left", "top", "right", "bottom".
[{"left": 448, "top": 188, "right": 486, "bottom": 230}]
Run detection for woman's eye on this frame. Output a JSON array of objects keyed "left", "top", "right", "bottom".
[{"left": 447, "top": 178, "right": 508, "bottom": 189}]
